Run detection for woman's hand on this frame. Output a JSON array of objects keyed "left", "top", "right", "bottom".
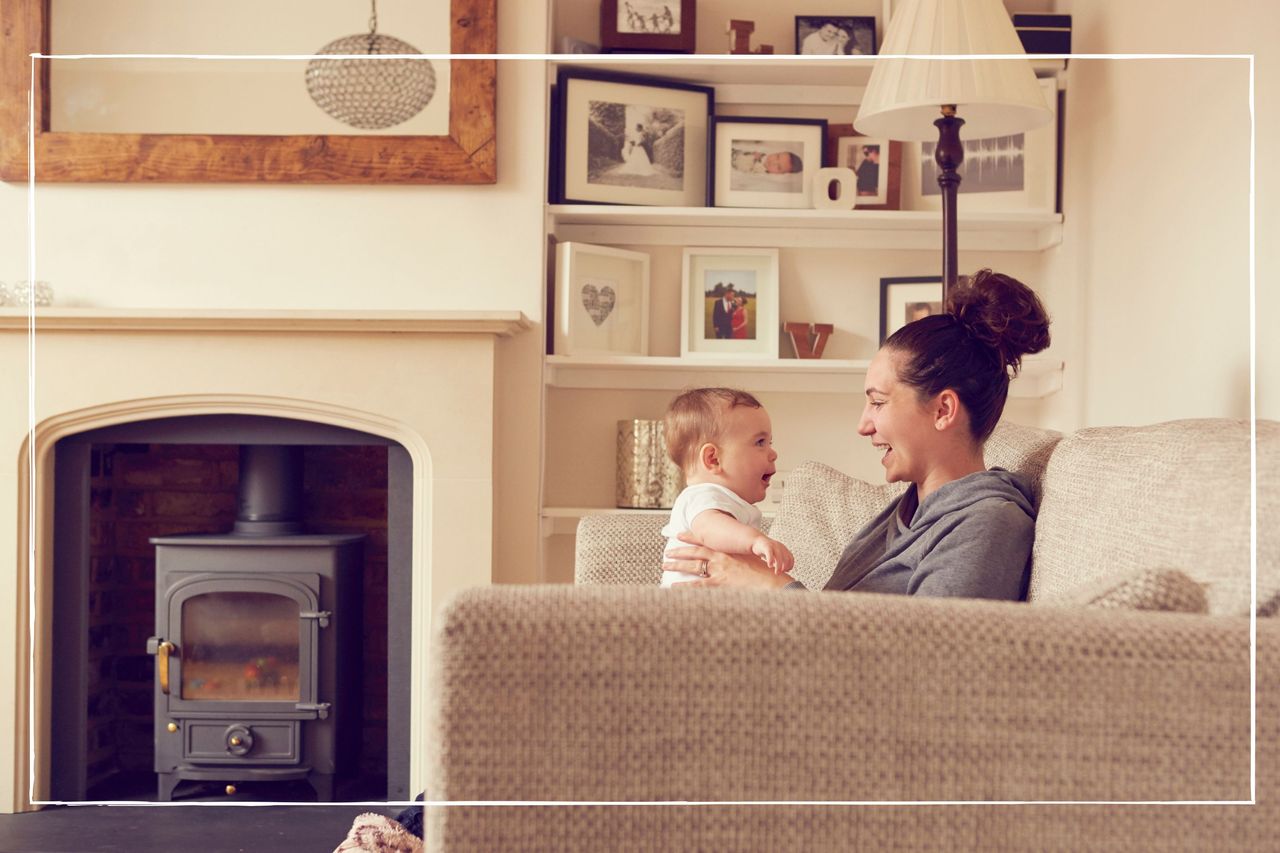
[{"left": 663, "top": 532, "right": 795, "bottom": 590}]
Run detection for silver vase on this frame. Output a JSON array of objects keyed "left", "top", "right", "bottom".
[{"left": 615, "top": 420, "right": 684, "bottom": 509}]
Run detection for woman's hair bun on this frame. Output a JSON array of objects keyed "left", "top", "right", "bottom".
[{"left": 946, "top": 269, "right": 1051, "bottom": 374}]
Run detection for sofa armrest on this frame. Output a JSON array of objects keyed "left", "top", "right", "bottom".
[{"left": 426, "top": 587, "right": 1270, "bottom": 806}]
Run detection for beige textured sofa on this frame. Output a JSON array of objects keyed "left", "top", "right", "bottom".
[{"left": 424, "top": 420, "right": 1278, "bottom": 849}]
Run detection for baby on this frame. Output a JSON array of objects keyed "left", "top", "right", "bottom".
[{"left": 660, "top": 387, "right": 793, "bottom": 586}]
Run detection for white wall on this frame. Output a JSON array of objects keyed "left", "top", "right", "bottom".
[
  {"left": 1054, "top": 0, "right": 1278, "bottom": 425},
  {"left": 0, "top": 1, "right": 551, "bottom": 586}
]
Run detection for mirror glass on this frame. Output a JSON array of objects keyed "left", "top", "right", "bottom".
[{"left": 49, "top": 0, "right": 451, "bottom": 136}]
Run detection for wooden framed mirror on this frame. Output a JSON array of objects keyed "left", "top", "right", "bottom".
[{"left": 0, "top": 0, "right": 496, "bottom": 183}]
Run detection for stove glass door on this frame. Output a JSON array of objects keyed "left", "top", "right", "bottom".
[{"left": 180, "top": 591, "right": 301, "bottom": 702}]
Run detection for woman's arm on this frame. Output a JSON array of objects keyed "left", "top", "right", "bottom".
[{"left": 663, "top": 532, "right": 796, "bottom": 590}]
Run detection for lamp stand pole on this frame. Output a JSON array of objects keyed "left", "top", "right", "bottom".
[{"left": 934, "top": 105, "right": 965, "bottom": 301}]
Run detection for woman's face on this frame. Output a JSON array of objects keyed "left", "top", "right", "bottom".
[{"left": 858, "top": 348, "right": 939, "bottom": 486}]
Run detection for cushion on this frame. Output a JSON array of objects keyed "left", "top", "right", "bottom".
[
  {"left": 1065, "top": 566, "right": 1209, "bottom": 614},
  {"left": 332, "top": 813, "right": 422, "bottom": 853},
  {"left": 1029, "top": 419, "right": 1279, "bottom": 617},
  {"left": 768, "top": 461, "right": 903, "bottom": 590}
]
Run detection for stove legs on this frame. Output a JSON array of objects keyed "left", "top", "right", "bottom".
[
  {"left": 157, "top": 772, "right": 180, "bottom": 801},
  {"left": 309, "top": 772, "right": 334, "bottom": 801}
]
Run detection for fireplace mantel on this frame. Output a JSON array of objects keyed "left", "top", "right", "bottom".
[
  {"left": 0, "top": 308, "right": 530, "bottom": 336},
  {"left": 0, "top": 307, "right": 531, "bottom": 812}
]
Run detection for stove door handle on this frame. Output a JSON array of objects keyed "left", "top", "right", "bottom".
[{"left": 156, "top": 641, "right": 176, "bottom": 695}]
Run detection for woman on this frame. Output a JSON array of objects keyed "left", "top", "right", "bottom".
[
  {"left": 731, "top": 296, "right": 749, "bottom": 339},
  {"left": 664, "top": 269, "right": 1051, "bottom": 600},
  {"left": 616, "top": 123, "right": 655, "bottom": 176}
]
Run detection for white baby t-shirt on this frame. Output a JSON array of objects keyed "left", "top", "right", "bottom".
[{"left": 659, "top": 483, "right": 763, "bottom": 587}]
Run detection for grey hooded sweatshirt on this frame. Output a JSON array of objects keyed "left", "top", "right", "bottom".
[{"left": 813, "top": 468, "right": 1036, "bottom": 601}]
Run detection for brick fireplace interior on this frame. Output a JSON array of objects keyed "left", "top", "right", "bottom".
[{"left": 50, "top": 415, "right": 413, "bottom": 802}]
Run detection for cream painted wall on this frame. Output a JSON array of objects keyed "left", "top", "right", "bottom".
[
  {"left": 0, "top": 2, "right": 551, "bottom": 589},
  {"left": 1055, "top": 0, "right": 1278, "bottom": 424}
]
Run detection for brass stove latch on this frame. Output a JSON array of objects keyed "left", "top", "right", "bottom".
[
  {"left": 146, "top": 637, "right": 177, "bottom": 695},
  {"left": 300, "top": 610, "right": 332, "bottom": 628}
]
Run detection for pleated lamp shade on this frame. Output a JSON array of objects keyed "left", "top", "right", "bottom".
[{"left": 854, "top": 0, "right": 1051, "bottom": 141}]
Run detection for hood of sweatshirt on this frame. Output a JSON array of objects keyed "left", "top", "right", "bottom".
[{"left": 905, "top": 467, "right": 1035, "bottom": 530}]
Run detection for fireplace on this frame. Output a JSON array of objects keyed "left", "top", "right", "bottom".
[
  {"left": 0, "top": 307, "right": 529, "bottom": 813},
  {"left": 147, "top": 446, "right": 362, "bottom": 801}
]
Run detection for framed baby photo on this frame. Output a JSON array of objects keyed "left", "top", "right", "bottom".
[
  {"left": 880, "top": 276, "right": 943, "bottom": 345},
  {"left": 600, "top": 0, "right": 696, "bottom": 53},
  {"left": 554, "top": 66, "right": 713, "bottom": 207},
  {"left": 710, "top": 116, "right": 827, "bottom": 209},
  {"left": 681, "top": 247, "right": 780, "bottom": 359},
  {"left": 555, "top": 241, "right": 651, "bottom": 357},
  {"left": 794, "top": 15, "right": 877, "bottom": 55},
  {"left": 904, "top": 76, "right": 1059, "bottom": 213},
  {"left": 824, "top": 123, "right": 902, "bottom": 210}
]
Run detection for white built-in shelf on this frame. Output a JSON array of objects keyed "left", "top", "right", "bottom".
[
  {"left": 545, "top": 354, "right": 1064, "bottom": 399},
  {"left": 548, "top": 205, "right": 1062, "bottom": 252},
  {"left": 550, "top": 58, "right": 1067, "bottom": 106},
  {"left": 541, "top": 505, "right": 777, "bottom": 538}
]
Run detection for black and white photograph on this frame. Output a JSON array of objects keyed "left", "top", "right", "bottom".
[
  {"left": 601, "top": 0, "right": 696, "bottom": 52},
  {"left": 615, "top": 0, "right": 682, "bottom": 34},
  {"left": 586, "top": 101, "right": 684, "bottom": 191},
  {"left": 711, "top": 117, "right": 827, "bottom": 209},
  {"left": 555, "top": 67, "right": 712, "bottom": 206},
  {"left": 835, "top": 135, "right": 892, "bottom": 206},
  {"left": 728, "top": 139, "right": 805, "bottom": 193},
  {"left": 921, "top": 133, "right": 1026, "bottom": 195},
  {"left": 794, "top": 15, "right": 876, "bottom": 55}
]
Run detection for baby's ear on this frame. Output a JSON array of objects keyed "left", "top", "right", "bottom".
[{"left": 698, "top": 442, "right": 720, "bottom": 472}]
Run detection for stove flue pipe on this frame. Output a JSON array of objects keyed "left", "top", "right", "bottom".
[{"left": 233, "top": 445, "right": 305, "bottom": 535}]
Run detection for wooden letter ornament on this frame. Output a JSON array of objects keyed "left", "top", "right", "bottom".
[
  {"left": 727, "top": 20, "right": 773, "bottom": 55},
  {"left": 784, "top": 323, "right": 835, "bottom": 359}
]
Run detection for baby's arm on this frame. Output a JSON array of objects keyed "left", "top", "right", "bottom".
[{"left": 689, "top": 510, "right": 794, "bottom": 574}]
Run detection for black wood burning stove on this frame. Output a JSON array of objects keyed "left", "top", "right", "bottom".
[{"left": 147, "top": 446, "right": 362, "bottom": 800}]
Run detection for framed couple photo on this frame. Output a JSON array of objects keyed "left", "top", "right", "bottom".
[
  {"left": 794, "top": 15, "right": 877, "bottom": 56},
  {"left": 880, "top": 276, "right": 943, "bottom": 345},
  {"left": 553, "top": 66, "right": 713, "bottom": 207},
  {"left": 681, "top": 247, "right": 780, "bottom": 359},
  {"left": 710, "top": 116, "right": 828, "bottom": 209}
]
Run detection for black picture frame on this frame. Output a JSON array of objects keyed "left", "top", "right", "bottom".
[
  {"left": 601, "top": 0, "right": 697, "bottom": 53},
  {"left": 794, "top": 15, "right": 877, "bottom": 56},
  {"left": 709, "top": 116, "right": 828, "bottom": 209},
  {"left": 879, "top": 276, "right": 944, "bottom": 344},
  {"left": 553, "top": 66, "right": 714, "bottom": 207}
]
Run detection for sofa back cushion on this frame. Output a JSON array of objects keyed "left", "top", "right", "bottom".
[
  {"left": 768, "top": 421, "right": 1061, "bottom": 590},
  {"left": 1028, "top": 419, "right": 1278, "bottom": 616}
]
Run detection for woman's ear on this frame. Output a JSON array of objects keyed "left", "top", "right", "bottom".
[
  {"left": 934, "top": 389, "right": 962, "bottom": 431},
  {"left": 698, "top": 442, "right": 721, "bottom": 472}
]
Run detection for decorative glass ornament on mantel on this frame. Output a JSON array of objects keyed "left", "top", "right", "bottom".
[
  {"left": 2, "top": 280, "right": 54, "bottom": 307},
  {"left": 305, "top": 0, "right": 437, "bottom": 130}
]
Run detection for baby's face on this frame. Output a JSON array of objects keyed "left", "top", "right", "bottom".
[
  {"left": 763, "top": 152, "right": 795, "bottom": 174},
  {"left": 712, "top": 405, "right": 778, "bottom": 504}
]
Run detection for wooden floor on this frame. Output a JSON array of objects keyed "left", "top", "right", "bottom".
[{"left": 0, "top": 804, "right": 407, "bottom": 853}]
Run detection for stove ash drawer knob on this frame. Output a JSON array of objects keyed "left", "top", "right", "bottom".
[{"left": 224, "top": 725, "right": 254, "bottom": 756}]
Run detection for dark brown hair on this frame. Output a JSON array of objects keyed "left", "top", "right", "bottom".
[
  {"left": 884, "top": 269, "right": 1050, "bottom": 442},
  {"left": 664, "top": 387, "right": 763, "bottom": 472}
]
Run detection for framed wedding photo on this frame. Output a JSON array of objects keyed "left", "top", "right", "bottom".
[
  {"left": 826, "top": 125, "right": 901, "bottom": 210},
  {"left": 710, "top": 117, "right": 827, "bottom": 209},
  {"left": 905, "top": 76, "right": 1058, "bottom": 213},
  {"left": 554, "top": 67, "right": 713, "bottom": 207},
  {"left": 555, "top": 242, "right": 651, "bottom": 357},
  {"left": 601, "top": 0, "right": 696, "bottom": 53},
  {"left": 880, "top": 276, "right": 943, "bottom": 345},
  {"left": 794, "top": 15, "right": 877, "bottom": 55},
  {"left": 681, "top": 247, "right": 780, "bottom": 359}
]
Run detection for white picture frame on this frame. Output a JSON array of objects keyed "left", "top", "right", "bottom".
[
  {"left": 681, "top": 247, "right": 781, "bottom": 359},
  {"left": 555, "top": 241, "right": 651, "bottom": 357},
  {"left": 903, "top": 76, "right": 1059, "bottom": 213}
]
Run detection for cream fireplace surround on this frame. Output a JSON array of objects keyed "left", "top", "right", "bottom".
[{"left": 0, "top": 308, "right": 530, "bottom": 813}]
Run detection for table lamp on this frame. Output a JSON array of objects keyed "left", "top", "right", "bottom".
[{"left": 854, "top": 0, "right": 1052, "bottom": 298}]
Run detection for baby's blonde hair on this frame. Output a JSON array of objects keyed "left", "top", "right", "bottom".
[{"left": 663, "top": 387, "right": 763, "bottom": 473}]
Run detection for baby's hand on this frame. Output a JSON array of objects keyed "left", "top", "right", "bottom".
[{"left": 751, "top": 535, "right": 794, "bottom": 575}]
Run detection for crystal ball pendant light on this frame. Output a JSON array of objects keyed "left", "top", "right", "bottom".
[{"left": 305, "top": 0, "right": 436, "bottom": 130}]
